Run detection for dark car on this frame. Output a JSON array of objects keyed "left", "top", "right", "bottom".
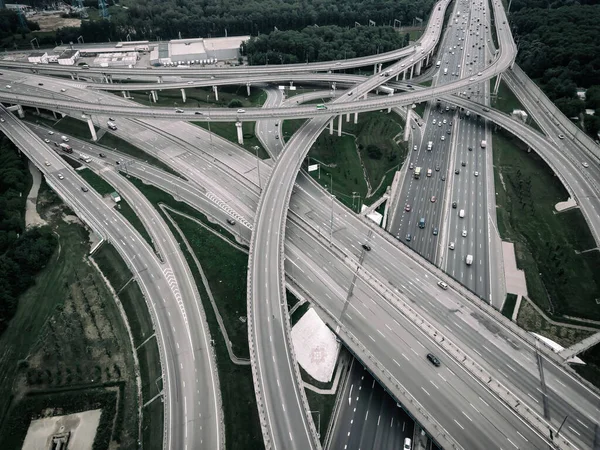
[
  {"left": 195, "top": 111, "right": 204, "bottom": 115},
  {"left": 440, "top": 175, "right": 446, "bottom": 181},
  {"left": 468, "top": 146, "right": 473, "bottom": 151},
  {"left": 432, "top": 227, "right": 439, "bottom": 236},
  {"left": 226, "top": 218, "right": 236, "bottom": 225},
  {"left": 99, "top": 153, "right": 106, "bottom": 158},
  {"left": 452, "top": 201, "right": 457, "bottom": 209},
  {"left": 406, "top": 233, "right": 412, "bottom": 242},
  {"left": 461, "top": 161, "right": 466, "bottom": 167},
  {"left": 38, "top": 83, "right": 44, "bottom": 86},
  {"left": 455, "top": 168, "right": 460, "bottom": 175},
  {"left": 81, "top": 186, "right": 89, "bottom": 192},
  {"left": 362, "top": 244, "right": 371, "bottom": 251},
  {"left": 427, "top": 353, "right": 441, "bottom": 367}
]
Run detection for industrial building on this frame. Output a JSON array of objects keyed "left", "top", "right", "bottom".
[
  {"left": 57, "top": 49, "right": 80, "bottom": 66},
  {"left": 28, "top": 51, "right": 48, "bottom": 64},
  {"left": 150, "top": 36, "right": 249, "bottom": 65},
  {"left": 93, "top": 51, "right": 138, "bottom": 67}
]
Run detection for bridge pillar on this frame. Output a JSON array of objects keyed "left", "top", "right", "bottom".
[
  {"left": 374, "top": 64, "right": 377, "bottom": 75},
  {"left": 213, "top": 85, "right": 219, "bottom": 101},
  {"left": 181, "top": 88, "right": 187, "bottom": 103},
  {"left": 157, "top": 76, "right": 163, "bottom": 83},
  {"left": 52, "top": 110, "right": 57, "bottom": 119},
  {"left": 493, "top": 73, "right": 502, "bottom": 96},
  {"left": 35, "top": 107, "right": 40, "bottom": 115},
  {"left": 403, "top": 70, "right": 407, "bottom": 81},
  {"left": 70, "top": 73, "right": 75, "bottom": 80},
  {"left": 122, "top": 90, "right": 127, "bottom": 98},
  {"left": 396, "top": 73, "right": 399, "bottom": 81},
  {"left": 329, "top": 118, "right": 334, "bottom": 134},
  {"left": 415, "top": 60, "right": 422, "bottom": 76},
  {"left": 409, "top": 65, "right": 414, "bottom": 79},
  {"left": 354, "top": 112, "right": 358, "bottom": 124},
  {"left": 337, "top": 115, "right": 342, "bottom": 137},
  {"left": 151, "top": 90, "right": 158, "bottom": 103},
  {"left": 246, "top": 83, "right": 251, "bottom": 96},
  {"left": 16, "top": 105, "right": 25, "bottom": 118},
  {"left": 378, "top": 63, "right": 383, "bottom": 73},
  {"left": 426, "top": 52, "right": 430, "bottom": 66},
  {"left": 388, "top": 93, "right": 394, "bottom": 113},
  {"left": 346, "top": 113, "right": 350, "bottom": 122},
  {"left": 86, "top": 116, "right": 97, "bottom": 141},
  {"left": 235, "top": 121, "right": 244, "bottom": 145}
]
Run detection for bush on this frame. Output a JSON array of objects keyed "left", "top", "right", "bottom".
[{"left": 228, "top": 99, "right": 243, "bottom": 108}]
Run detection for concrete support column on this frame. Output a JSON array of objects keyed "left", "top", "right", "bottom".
[
  {"left": 354, "top": 112, "right": 358, "bottom": 124},
  {"left": 16, "top": 105, "right": 25, "bottom": 118},
  {"left": 337, "top": 115, "right": 342, "bottom": 137},
  {"left": 403, "top": 70, "right": 407, "bottom": 81},
  {"left": 213, "top": 85, "right": 219, "bottom": 101},
  {"left": 426, "top": 52, "right": 430, "bottom": 66},
  {"left": 157, "top": 76, "right": 163, "bottom": 83},
  {"left": 374, "top": 64, "right": 378, "bottom": 74},
  {"left": 104, "top": 75, "right": 109, "bottom": 83},
  {"left": 246, "top": 83, "right": 251, "bottom": 96},
  {"left": 493, "top": 73, "right": 502, "bottom": 96},
  {"left": 86, "top": 117, "right": 97, "bottom": 141},
  {"left": 151, "top": 90, "right": 158, "bottom": 103},
  {"left": 409, "top": 65, "right": 414, "bottom": 79},
  {"left": 395, "top": 73, "right": 399, "bottom": 81},
  {"left": 346, "top": 113, "right": 350, "bottom": 122},
  {"left": 122, "top": 90, "right": 127, "bottom": 98},
  {"left": 35, "top": 107, "right": 40, "bottom": 114},
  {"left": 329, "top": 118, "right": 334, "bottom": 135},
  {"left": 415, "top": 60, "right": 422, "bottom": 76},
  {"left": 378, "top": 63, "right": 383, "bottom": 73},
  {"left": 61, "top": 113, "right": 66, "bottom": 118},
  {"left": 235, "top": 122, "right": 244, "bottom": 145},
  {"left": 70, "top": 73, "right": 75, "bottom": 80},
  {"left": 388, "top": 93, "right": 394, "bottom": 113},
  {"left": 181, "top": 88, "right": 187, "bottom": 103},
  {"left": 52, "top": 110, "right": 57, "bottom": 119}
]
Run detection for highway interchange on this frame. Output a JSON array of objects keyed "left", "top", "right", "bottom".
[{"left": 1, "top": 0, "right": 600, "bottom": 448}]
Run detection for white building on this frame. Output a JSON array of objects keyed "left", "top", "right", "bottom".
[
  {"left": 57, "top": 49, "right": 80, "bottom": 66},
  {"left": 28, "top": 52, "right": 48, "bottom": 64},
  {"left": 93, "top": 51, "right": 138, "bottom": 67},
  {"left": 150, "top": 36, "right": 249, "bottom": 65}
]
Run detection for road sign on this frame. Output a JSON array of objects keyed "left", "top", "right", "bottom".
[{"left": 308, "top": 164, "right": 319, "bottom": 172}]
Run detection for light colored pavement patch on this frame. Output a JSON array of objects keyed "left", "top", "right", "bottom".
[
  {"left": 22, "top": 409, "right": 102, "bottom": 450},
  {"left": 501, "top": 241, "right": 528, "bottom": 297},
  {"left": 25, "top": 161, "right": 47, "bottom": 228},
  {"left": 291, "top": 307, "right": 340, "bottom": 383}
]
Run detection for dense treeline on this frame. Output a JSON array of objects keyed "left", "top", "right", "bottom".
[
  {"left": 243, "top": 26, "right": 410, "bottom": 65},
  {"left": 0, "top": 10, "right": 40, "bottom": 39},
  {"left": 18, "top": 0, "right": 433, "bottom": 47},
  {"left": 0, "top": 136, "right": 57, "bottom": 335},
  {"left": 510, "top": 4, "right": 600, "bottom": 134}
]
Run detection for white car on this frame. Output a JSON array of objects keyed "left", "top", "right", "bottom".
[
  {"left": 5, "top": 85, "right": 11, "bottom": 89},
  {"left": 477, "top": 72, "right": 483, "bottom": 76},
  {"left": 60, "top": 88, "right": 66, "bottom": 92},
  {"left": 443, "top": 119, "right": 447, "bottom": 124},
  {"left": 237, "top": 109, "right": 246, "bottom": 113},
  {"left": 0, "top": 118, "right": 4, "bottom": 123},
  {"left": 474, "top": 171, "right": 479, "bottom": 176},
  {"left": 44, "top": 138, "right": 50, "bottom": 143},
  {"left": 57, "top": 173, "right": 64, "bottom": 180},
  {"left": 413, "top": 145, "right": 418, "bottom": 151},
  {"left": 582, "top": 162, "right": 589, "bottom": 168},
  {"left": 449, "top": 242, "right": 455, "bottom": 250},
  {"left": 462, "top": 229, "right": 468, "bottom": 237},
  {"left": 48, "top": 131, "right": 54, "bottom": 135},
  {"left": 558, "top": 134, "right": 565, "bottom": 139},
  {"left": 44, "top": 161, "right": 51, "bottom": 166},
  {"left": 441, "top": 136, "right": 445, "bottom": 141},
  {"left": 433, "top": 119, "right": 437, "bottom": 124}
]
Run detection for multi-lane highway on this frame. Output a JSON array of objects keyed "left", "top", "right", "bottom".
[{"left": 1, "top": 0, "right": 599, "bottom": 447}]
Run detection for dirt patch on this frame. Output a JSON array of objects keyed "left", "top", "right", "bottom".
[{"left": 31, "top": 15, "right": 81, "bottom": 33}]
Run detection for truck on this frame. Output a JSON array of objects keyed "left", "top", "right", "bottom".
[
  {"left": 480, "top": 140, "right": 487, "bottom": 149},
  {"left": 59, "top": 143, "right": 73, "bottom": 153},
  {"left": 316, "top": 104, "right": 328, "bottom": 110},
  {"left": 466, "top": 254, "right": 473, "bottom": 265},
  {"left": 79, "top": 153, "right": 92, "bottom": 163},
  {"left": 414, "top": 167, "right": 421, "bottom": 179},
  {"left": 427, "top": 141, "right": 433, "bottom": 151}
]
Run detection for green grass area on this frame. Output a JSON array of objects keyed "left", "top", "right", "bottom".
[
  {"left": 305, "top": 388, "right": 336, "bottom": 445},
  {"left": 493, "top": 130, "right": 600, "bottom": 320},
  {"left": 137, "top": 337, "right": 163, "bottom": 400},
  {"left": 142, "top": 397, "right": 165, "bottom": 450},
  {"left": 169, "top": 213, "right": 250, "bottom": 358},
  {"left": 78, "top": 167, "right": 115, "bottom": 195},
  {"left": 413, "top": 102, "right": 426, "bottom": 118},
  {"left": 129, "top": 84, "right": 267, "bottom": 109},
  {"left": 291, "top": 302, "right": 310, "bottom": 326},
  {"left": 160, "top": 211, "right": 262, "bottom": 449},
  {"left": 78, "top": 169, "right": 155, "bottom": 251},
  {"left": 490, "top": 79, "right": 542, "bottom": 132},
  {"left": 573, "top": 343, "right": 600, "bottom": 390},
  {"left": 0, "top": 186, "right": 138, "bottom": 448},
  {"left": 282, "top": 119, "right": 308, "bottom": 140},
  {"left": 516, "top": 300, "right": 594, "bottom": 348},
  {"left": 419, "top": 79, "right": 433, "bottom": 87},
  {"left": 501, "top": 293, "right": 518, "bottom": 319},
  {"left": 305, "top": 111, "right": 406, "bottom": 209},
  {"left": 194, "top": 121, "right": 270, "bottom": 159}
]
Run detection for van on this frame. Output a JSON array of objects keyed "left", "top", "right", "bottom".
[
  {"left": 427, "top": 169, "right": 432, "bottom": 177},
  {"left": 419, "top": 218, "right": 426, "bottom": 229},
  {"left": 403, "top": 437, "right": 412, "bottom": 449},
  {"left": 61, "top": 135, "right": 69, "bottom": 142},
  {"left": 466, "top": 254, "right": 473, "bottom": 265},
  {"left": 459, "top": 209, "right": 465, "bottom": 218}
]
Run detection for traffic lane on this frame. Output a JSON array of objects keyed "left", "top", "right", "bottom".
[{"left": 343, "top": 278, "right": 546, "bottom": 450}]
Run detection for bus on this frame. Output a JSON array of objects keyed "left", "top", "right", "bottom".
[
  {"left": 316, "top": 104, "right": 328, "bottom": 110},
  {"left": 414, "top": 167, "right": 421, "bottom": 179}
]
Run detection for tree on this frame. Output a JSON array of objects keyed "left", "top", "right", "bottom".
[{"left": 228, "top": 99, "right": 243, "bottom": 108}]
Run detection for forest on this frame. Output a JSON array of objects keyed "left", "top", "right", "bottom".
[
  {"left": 0, "top": 135, "right": 57, "bottom": 335},
  {"left": 510, "top": 4, "right": 600, "bottom": 133},
  {"left": 242, "top": 26, "right": 410, "bottom": 65}
]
